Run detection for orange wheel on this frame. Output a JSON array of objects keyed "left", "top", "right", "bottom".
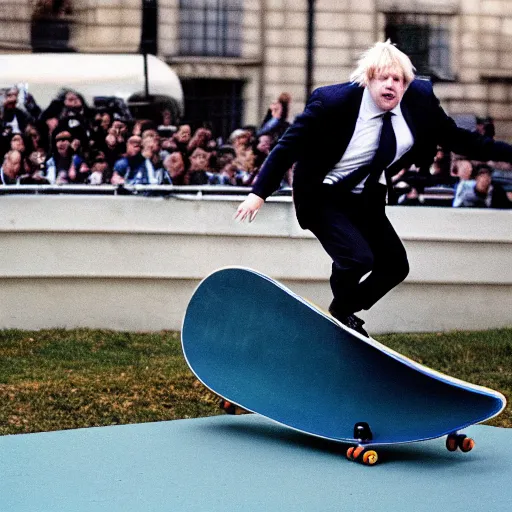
[
  {"left": 346, "top": 447, "right": 355, "bottom": 460},
  {"left": 220, "top": 400, "right": 237, "bottom": 415},
  {"left": 362, "top": 450, "right": 379, "bottom": 465},
  {"left": 446, "top": 434, "right": 458, "bottom": 452},
  {"left": 352, "top": 446, "right": 365, "bottom": 459},
  {"left": 459, "top": 436, "right": 475, "bottom": 453}
]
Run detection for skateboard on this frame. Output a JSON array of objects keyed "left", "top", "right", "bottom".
[{"left": 181, "top": 267, "right": 506, "bottom": 465}]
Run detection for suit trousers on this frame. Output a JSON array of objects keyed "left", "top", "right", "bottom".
[{"left": 308, "top": 184, "right": 409, "bottom": 316}]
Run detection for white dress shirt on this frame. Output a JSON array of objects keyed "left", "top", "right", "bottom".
[{"left": 324, "top": 87, "right": 414, "bottom": 192}]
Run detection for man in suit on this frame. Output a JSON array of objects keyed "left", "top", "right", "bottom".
[{"left": 235, "top": 41, "right": 512, "bottom": 336}]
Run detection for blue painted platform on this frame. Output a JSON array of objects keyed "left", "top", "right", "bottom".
[{"left": 1, "top": 415, "right": 511, "bottom": 512}]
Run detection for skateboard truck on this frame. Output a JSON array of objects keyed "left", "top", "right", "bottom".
[
  {"left": 353, "top": 421, "right": 373, "bottom": 442},
  {"left": 346, "top": 422, "right": 378, "bottom": 465}
]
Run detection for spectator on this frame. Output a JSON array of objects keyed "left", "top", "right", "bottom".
[
  {"left": 163, "top": 151, "right": 186, "bottom": 185},
  {"left": 111, "top": 135, "right": 146, "bottom": 185},
  {"left": 100, "top": 112, "right": 112, "bottom": 133},
  {"left": 173, "top": 123, "right": 192, "bottom": 155},
  {"left": 209, "top": 162, "right": 239, "bottom": 185},
  {"left": 248, "top": 133, "right": 275, "bottom": 186},
  {"left": 141, "top": 131, "right": 165, "bottom": 184},
  {"left": 475, "top": 116, "right": 495, "bottom": 139},
  {"left": 45, "top": 130, "right": 76, "bottom": 184},
  {"left": 211, "top": 145, "right": 234, "bottom": 174},
  {"left": 43, "top": 89, "right": 93, "bottom": 151},
  {"left": 157, "top": 108, "right": 177, "bottom": 135},
  {"left": 24, "top": 124, "right": 48, "bottom": 159},
  {"left": 185, "top": 147, "right": 211, "bottom": 185},
  {"left": 132, "top": 119, "right": 151, "bottom": 137},
  {"left": 91, "top": 111, "right": 112, "bottom": 148},
  {"left": 257, "top": 92, "right": 291, "bottom": 139},
  {"left": 229, "top": 128, "right": 251, "bottom": 150},
  {"left": 426, "top": 147, "right": 455, "bottom": 188},
  {"left": 103, "top": 132, "right": 123, "bottom": 172},
  {"left": 453, "top": 164, "right": 511, "bottom": 208},
  {"left": 0, "top": 149, "right": 22, "bottom": 184},
  {"left": 68, "top": 158, "right": 90, "bottom": 184},
  {"left": 88, "top": 152, "right": 109, "bottom": 185},
  {"left": 187, "top": 127, "right": 213, "bottom": 154},
  {"left": 106, "top": 124, "right": 126, "bottom": 154},
  {"left": 20, "top": 151, "right": 50, "bottom": 184},
  {"left": 112, "top": 119, "right": 129, "bottom": 139},
  {"left": 229, "top": 128, "right": 255, "bottom": 181},
  {"left": 397, "top": 184, "right": 423, "bottom": 206},
  {"left": 1, "top": 87, "right": 32, "bottom": 135},
  {"left": 9, "top": 133, "right": 26, "bottom": 157},
  {"left": 451, "top": 158, "right": 474, "bottom": 182},
  {"left": 42, "top": 115, "right": 59, "bottom": 141},
  {"left": 160, "top": 133, "right": 176, "bottom": 158}
]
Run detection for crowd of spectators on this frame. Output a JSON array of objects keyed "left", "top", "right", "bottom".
[
  {"left": 392, "top": 123, "right": 511, "bottom": 209},
  {"left": 0, "top": 85, "right": 291, "bottom": 191},
  {"left": 0, "top": 84, "right": 510, "bottom": 209}
]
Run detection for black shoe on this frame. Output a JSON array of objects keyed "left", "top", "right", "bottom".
[
  {"left": 329, "top": 305, "right": 368, "bottom": 337},
  {"left": 341, "top": 314, "right": 369, "bottom": 337}
]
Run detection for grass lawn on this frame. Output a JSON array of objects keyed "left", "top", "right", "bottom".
[{"left": 0, "top": 328, "right": 511, "bottom": 436}]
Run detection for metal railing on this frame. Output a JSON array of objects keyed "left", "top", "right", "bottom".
[
  {"left": 0, "top": 184, "right": 458, "bottom": 205},
  {"left": 0, "top": 184, "right": 291, "bottom": 200}
]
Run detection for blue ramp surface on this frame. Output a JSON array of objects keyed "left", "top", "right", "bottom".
[
  {"left": 1, "top": 416, "right": 512, "bottom": 512},
  {"left": 182, "top": 267, "right": 505, "bottom": 446}
]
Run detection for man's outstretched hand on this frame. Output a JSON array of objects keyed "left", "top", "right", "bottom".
[{"left": 234, "top": 193, "right": 264, "bottom": 223}]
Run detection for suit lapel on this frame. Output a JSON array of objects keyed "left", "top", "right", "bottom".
[
  {"left": 400, "top": 101, "right": 417, "bottom": 141},
  {"left": 326, "top": 85, "right": 364, "bottom": 167}
]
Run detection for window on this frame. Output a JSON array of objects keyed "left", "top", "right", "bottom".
[
  {"left": 31, "top": 0, "right": 74, "bottom": 52},
  {"left": 181, "top": 79, "right": 244, "bottom": 141},
  {"left": 179, "top": 0, "right": 243, "bottom": 57},
  {"left": 385, "top": 12, "right": 453, "bottom": 81}
]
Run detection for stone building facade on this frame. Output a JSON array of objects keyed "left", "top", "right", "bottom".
[{"left": 2, "top": 0, "right": 512, "bottom": 139}]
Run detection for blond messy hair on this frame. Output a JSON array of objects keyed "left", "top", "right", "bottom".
[{"left": 350, "top": 40, "right": 415, "bottom": 87}]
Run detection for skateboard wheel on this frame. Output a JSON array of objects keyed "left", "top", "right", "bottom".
[
  {"left": 458, "top": 435, "right": 475, "bottom": 453},
  {"left": 219, "top": 399, "right": 237, "bottom": 415},
  {"left": 346, "top": 446, "right": 367, "bottom": 463},
  {"left": 362, "top": 450, "right": 378, "bottom": 465},
  {"left": 446, "top": 434, "right": 458, "bottom": 452}
]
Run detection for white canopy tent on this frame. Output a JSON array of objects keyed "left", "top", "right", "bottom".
[{"left": 0, "top": 53, "right": 183, "bottom": 116}]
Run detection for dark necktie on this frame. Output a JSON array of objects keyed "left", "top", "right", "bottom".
[
  {"left": 364, "top": 111, "right": 397, "bottom": 188},
  {"left": 329, "top": 111, "right": 397, "bottom": 191}
]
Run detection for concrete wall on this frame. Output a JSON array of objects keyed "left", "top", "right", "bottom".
[{"left": 0, "top": 195, "right": 510, "bottom": 334}]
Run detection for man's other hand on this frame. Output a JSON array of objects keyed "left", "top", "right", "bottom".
[{"left": 234, "top": 193, "right": 264, "bottom": 222}]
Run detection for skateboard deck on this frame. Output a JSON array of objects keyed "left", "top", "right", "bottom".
[{"left": 182, "top": 267, "right": 506, "bottom": 463}]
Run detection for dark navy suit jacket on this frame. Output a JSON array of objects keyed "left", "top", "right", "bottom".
[{"left": 252, "top": 79, "right": 512, "bottom": 228}]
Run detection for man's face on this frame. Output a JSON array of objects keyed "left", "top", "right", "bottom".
[
  {"left": 64, "top": 92, "right": 82, "bottom": 111},
  {"left": 165, "top": 152, "right": 185, "bottom": 177},
  {"left": 4, "top": 89, "right": 18, "bottom": 108},
  {"left": 56, "top": 136, "right": 71, "bottom": 152},
  {"left": 190, "top": 149, "right": 209, "bottom": 170},
  {"left": 175, "top": 125, "right": 191, "bottom": 144},
  {"left": 10, "top": 134, "right": 25, "bottom": 152},
  {"left": 476, "top": 172, "right": 492, "bottom": 193},
  {"left": 126, "top": 137, "right": 142, "bottom": 156},
  {"left": 367, "top": 67, "right": 406, "bottom": 111}
]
